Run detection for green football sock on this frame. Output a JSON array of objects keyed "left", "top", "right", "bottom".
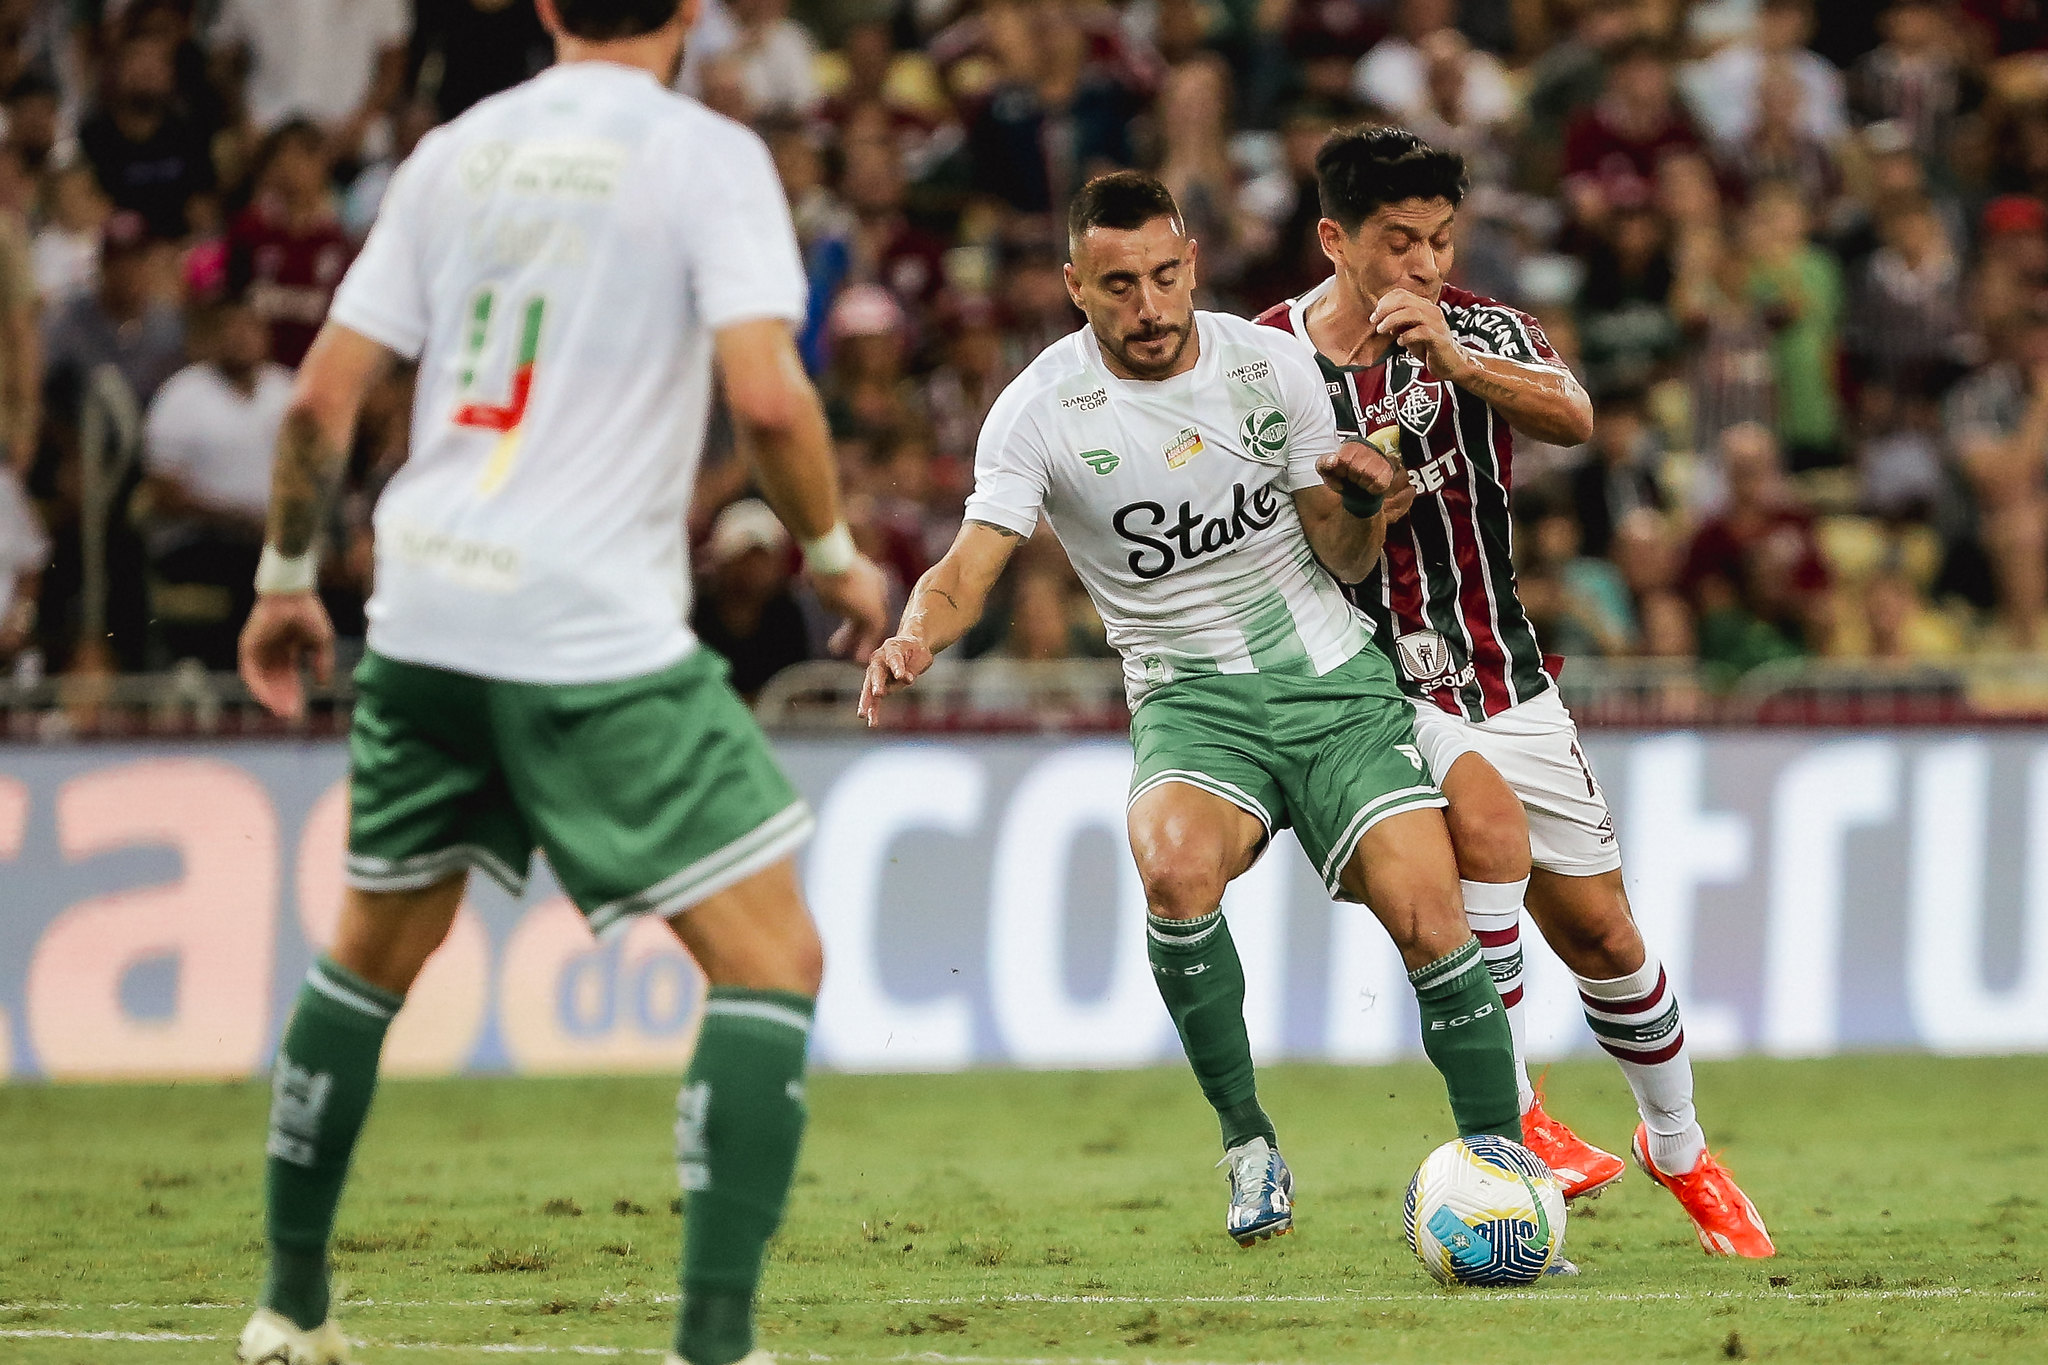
[
  {"left": 1410, "top": 938, "right": 1522, "bottom": 1140},
  {"left": 1148, "top": 909, "right": 1276, "bottom": 1151},
  {"left": 261, "top": 957, "right": 401, "bottom": 1331},
  {"left": 675, "top": 987, "right": 814, "bottom": 1365}
]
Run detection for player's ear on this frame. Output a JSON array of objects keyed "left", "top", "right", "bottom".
[
  {"left": 1063, "top": 260, "right": 1084, "bottom": 309},
  {"left": 1316, "top": 217, "right": 1347, "bottom": 268},
  {"left": 1183, "top": 236, "right": 1200, "bottom": 292}
]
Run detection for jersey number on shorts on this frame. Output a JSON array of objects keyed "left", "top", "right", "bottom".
[{"left": 452, "top": 288, "right": 547, "bottom": 494}]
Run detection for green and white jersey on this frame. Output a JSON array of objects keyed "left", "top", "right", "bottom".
[
  {"left": 965, "top": 311, "right": 1369, "bottom": 707},
  {"left": 329, "top": 62, "right": 805, "bottom": 684}
]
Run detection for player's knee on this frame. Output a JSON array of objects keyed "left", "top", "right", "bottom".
[
  {"left": 1137, "top": 848, "right": 1230, "bottom": 920},
  {"left": 1444, "top": 788, "right": 1530, "bottom": 884}
]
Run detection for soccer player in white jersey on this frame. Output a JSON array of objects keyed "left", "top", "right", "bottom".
[
  {"left": 1260, "top": 126, "right": 1772, "bottom": 1256},
  {"left": 859, "top": 172, "right": 1525, "bottom": 1247},
  {"left": 230, "top": 2, "right": 891, "bottom": 1362}
]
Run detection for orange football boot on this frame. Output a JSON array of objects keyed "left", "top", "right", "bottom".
[
  {"left": 1520, "top": 1091, "right": 1625, "bottom": 1200},
  {"left": 1631, "top": 1123, "right": 1776, "bottom": 1258}
]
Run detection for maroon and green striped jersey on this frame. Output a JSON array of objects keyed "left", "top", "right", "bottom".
[{"left": 1257, "top": 278, "right": 1560, "bottom": 721}]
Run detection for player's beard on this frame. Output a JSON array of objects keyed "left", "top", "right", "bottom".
[{"left": 1103, "top": 315, "right": 1195, "bottom": 379}]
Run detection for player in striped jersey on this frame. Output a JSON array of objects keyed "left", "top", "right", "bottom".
[{"left": 1258, "top": 127, "right": 1773, "bottom": 1257}]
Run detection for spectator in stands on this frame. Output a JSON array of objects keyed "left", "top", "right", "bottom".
[
  {"left": 1845, "top": 198, "right": 1968, "bottom": 392},
  {"left": 79, "top": 34, "right": 216, "bottom": 242},
  {"left": 42, "top": 211, "right": 183, "bottom": 417},
  {"left": 690, "top": 498, "right": 811, "bottom": 702},
  {"left": 209, "top": 0, "right": 408, "bottom": 160},
  {"left": 4, "top": 71, "right": 68, "bottom": 180},
  {"left": 726, "top": 0, "right": 819, "bottom": 116},
  {"left": 1521, "top": 507, "right": 1637, "bottom": 657},
  {"left": 817, "top": 24, "right": 952, "bottom": 177},
  {"left": 0, "top": 461, "right": 44, "bottom": 663},
  {"left": 824, "top": 283, "right": 915, "bottom": 440},
  {"left": 1153, "top": 54, "right": 1246, "bottom": 295},
  {"left": 1563, "top": 36, "right": 1703, "bottom": 230},
  {"left": 1611, "top": 507, "right": 1696, "bottom": 658},
  {"left": 995, "top": 230, "right": 1079, "bottom": 373},
  {"left": 1684, "top": 422, "right": 1834, "bottom": 667},
  {"left": 922, "top": 293, "right": 1008, "bottom": 484},
  {"left": 1743, "top": 181, "right": 1843, "bottom": 471},
  {"left": 1520, "top": 0, "right": 1640, "bottom": 192},
  {"left": 0, "top": 151, "right": 40, "bottom": 475},
  {"left": 32, "top": 163, "right": 109, "bottom": 307},
  {"left": 1682, "top": 0, "right": 1846, "bottom": 148},
  {"left": 1849, "top": 0, "right": 1981, "bottom": 176},
  {"left": 409, "top": 0, "right": 551, "bottom": 122},
  {"left": 1570, "top": 390, "right": 1666, "bottom": 559},
  {"left": 1945, "top": 304, "right": 2048, "bottom": 648},
  {"left": 967, "top": 1, "right": 1135, "bottom": 215},
  {"left": 140, "top": 294, "right": 289, "bottom": 668},
  {"left": 840, "top": 124, "right": 946, "bottom": 314},
  {"left": 227, "top": 119, "right": 352, "bottom": 368},
  {"left": 1672, "top": 222, "right": 1778, "bottom": 468},
  {"left": 1575, "top": 197, "right": 1679, "bottom": 397},
  {"left": 1350, "top": 0, "right": 1513, "bottom": 128},
  {"left": 1724, "top": 58, "right": 1845, "bottom": 216}
]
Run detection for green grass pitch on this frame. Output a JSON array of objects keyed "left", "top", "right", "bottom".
[{"left": 3, "top": 1055, "right": 2045, "bottom": 1363}]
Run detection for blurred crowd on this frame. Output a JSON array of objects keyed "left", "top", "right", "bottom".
[{"left": 4, "top": 0, "right": 2048, "bottom": 701}]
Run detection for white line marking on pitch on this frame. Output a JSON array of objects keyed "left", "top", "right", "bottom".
[{"left": 0, "top": 1335, "right": 1297, "bottom": 1364}]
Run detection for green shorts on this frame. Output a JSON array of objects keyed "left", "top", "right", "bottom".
[
  {"left": 345, "top": 647, "right": 811, "bottom": 935},
  {"left": 1128, "top": 646, "right": 1445, "bottom": 898}
]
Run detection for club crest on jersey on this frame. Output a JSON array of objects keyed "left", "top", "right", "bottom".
[
  {"left": 1164, "top": 426, "right": 1205, "bottom": 471},
  {"left": 1396, "top": 380, "right": 1443, "bottom": 435},
  {"left": 1393, "top": 629, "right": 1477, "bottom": 690},
  {"left": 1239, "top": 406, "right": 1288, "bottom": 463},
  {"left": 1079, "top": 448, "right": 1120, "bottom": 475}
]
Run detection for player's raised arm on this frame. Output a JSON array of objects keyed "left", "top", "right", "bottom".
[
  {"left": 1370, "top": 287, "right": 1593, "bottom": 446},
  {"left": 237, "top": 321, "right": 391, "bottom": 719},
  {"left": 856, "top": 519, "right": 1024, "bottom": 725},
  {"left": 716, "top": 317, "right": 889, "bottom": 660}
]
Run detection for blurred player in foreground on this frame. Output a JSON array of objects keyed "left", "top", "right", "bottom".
[
  {"left": 233, "top": 0, "right": 889, "bottom": 1360},
  {"left": 1259, "top": 126, "right": 1772, "bottom": 1256},
  {"left": 860, "top": 171, "right": 1524, "bottom": 1249}
]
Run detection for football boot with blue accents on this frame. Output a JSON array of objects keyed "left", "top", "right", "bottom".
[{"left": 1219, "top": 1136, "right": 1294, "bottom": 1246}]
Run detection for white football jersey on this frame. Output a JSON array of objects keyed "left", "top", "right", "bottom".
[
  {"left": 328, "top": 61, "right": 806, "bottom": 684},
  {"left": 965, "top": 311, "right": 1369, "bottom": 706}
]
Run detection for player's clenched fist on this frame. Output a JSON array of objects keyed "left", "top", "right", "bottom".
[
  {"left": 1317, "top": 440, "right": 1399, "bottom": 512},
  {"left": 1370, "top": 288, "right": 1468, "bottom": 380},
  {"left": 857, "top": 635, "right": 935, "bottom": 726}
]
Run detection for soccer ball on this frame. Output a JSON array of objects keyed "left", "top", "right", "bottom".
[{"left": 1404, "top": 1134, "right": 1567, "bottom": 1286}]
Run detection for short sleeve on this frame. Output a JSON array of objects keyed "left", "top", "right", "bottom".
[
  {"left": 675, "top": 120, "right": 807, "bottom": 330},
  {"left": 326, "top": 138, "right": 435, "bottom": 358},
  {"left": 961, "top": 378, "right": 1052, "bottom": 536},
  {"left": 1268, "top": 333, "right": 1341, "bottom": 494}
]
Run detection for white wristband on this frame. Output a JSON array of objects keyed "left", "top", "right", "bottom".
[
  {"left": 255, "top": 544, "right": 317, "bottom": 595},
  {"left": 802, "top": 522, "right": 857, "bottom": 577}
]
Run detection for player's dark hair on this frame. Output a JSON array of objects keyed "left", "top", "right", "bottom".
[
  {"left": 553, "top": 0, "right": 683, "bottom": 41},
  {"left": 1066, "top": 171, "right": 1184, "bottom": 257},
  {"left": 1314, "top": 126, "right": 1468, "bottom": 234}
]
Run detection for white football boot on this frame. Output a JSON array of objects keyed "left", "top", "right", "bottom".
[
  {"left": 235, "top": 1308, "right": 355, "bottom": 1364},
  {"left": 1219, "top": 1135, "right": 1294, "bottom": 1246}
]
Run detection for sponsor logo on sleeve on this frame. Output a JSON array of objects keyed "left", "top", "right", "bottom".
[
  {"left": 1062, "top": 388, "right": 1109, "bottom": 411},
  {"left": 1228, "top": 360, "right": 1273, "bottom": 384}
]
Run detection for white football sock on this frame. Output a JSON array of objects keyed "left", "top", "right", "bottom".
[
  {"left": 1462, "top": 877, "right": 1534, "bottom": 1116},
  {"left": 1576, "top": 955, "right": 1706, "bottom": 1174}
]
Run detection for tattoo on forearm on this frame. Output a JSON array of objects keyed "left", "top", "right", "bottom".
[
  {"left": 965, "top": 518, "right": 1023, "bottom": 538},
  {"left": 924, "top": 585, "right": 960, "bottom": 610},
  {"left": 268, "top": 409, "right": 346, "bottom": 556}
]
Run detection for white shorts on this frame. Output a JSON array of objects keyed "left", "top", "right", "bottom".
[{"left": 1407, "top": 688, "right": 1622, "bottom": 876}]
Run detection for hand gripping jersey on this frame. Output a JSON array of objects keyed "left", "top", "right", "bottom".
[
  {"left": 1257, "top": 279, "right": 1561, "bottom": 721},
  {"left": 963, "top": 311, "right": 1370, "bottom": 708},
  {"left": 328, "top": 63, "right": 806, "bottom": 684}
]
